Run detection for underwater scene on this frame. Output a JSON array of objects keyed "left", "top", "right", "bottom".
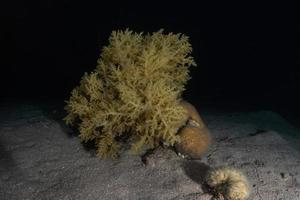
[{"left": 1, "top": 2, "right": 298, "bottom": 200}]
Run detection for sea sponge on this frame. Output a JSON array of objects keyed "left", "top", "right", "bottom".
[
  {"left": 206, "top": 166, "right": 251, "bottom": 200},
  {"left": 174, "top": 100, "right": 211, "bottom": 159},
  {"left": 180, "top": 100, "right": 205, "bottom": 128},
  {"left": 175, "top": 125, "right": 211, "bottom": 159},
  {"left": 64, "top": 29, "right": 196, "bottom": 158}
]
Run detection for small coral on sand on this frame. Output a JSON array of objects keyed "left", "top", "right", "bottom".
[
  {"left": 64, "top": 29, "right": 196, "bottom": 158},
  {"left": 180, "top": 100, "right": 206, "bottom": 128},
  {"left": 175, "top": 125, "right": 211, "bottom": 159},
  {"left": 206, "top": 166, "right": 251, "bottom": 200},
  {"left": 175, "top": 100, "right": 211, "bottom": 159}
]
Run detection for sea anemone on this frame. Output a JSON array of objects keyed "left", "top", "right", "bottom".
[{"left": 206, "top": 166, "right": 251, "bottom": 200}]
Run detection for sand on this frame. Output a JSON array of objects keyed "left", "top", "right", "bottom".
[{"left": 0, "top": 102, "right": 299, "bottom": 200}]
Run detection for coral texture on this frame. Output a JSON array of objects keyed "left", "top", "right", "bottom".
[
  {"left": 175, "top": 100, "right": 211, "bottom": 159},
  {"left": 206, "top": 166, "right": 251, "bottom": 200},
  {"left": 175, "top": 125, "right": 211, "bottom": 159},
  {"left": 180, "top": 100, "right": 205, "bottom": 128},
  {"left": 64, "top": 29, "right": 196, "bottom": 158}
]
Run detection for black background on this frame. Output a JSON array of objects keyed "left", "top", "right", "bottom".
[{"left": 1, "top": 2, "right": 297, "bottom": 112}]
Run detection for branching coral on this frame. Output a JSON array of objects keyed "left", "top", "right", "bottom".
[{"left": 64, "top": 29, "right": 196, "bottom": 158}]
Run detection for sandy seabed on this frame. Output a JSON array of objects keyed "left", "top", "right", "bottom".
[{"left": 0, "top": 102, "right": 299, "bottom": 200}]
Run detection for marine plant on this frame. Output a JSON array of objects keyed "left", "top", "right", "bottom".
[{"left": 64, "top": 29, "right": 196, "bottom": 158}]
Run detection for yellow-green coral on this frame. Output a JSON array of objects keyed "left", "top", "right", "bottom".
[{"left": 64, "top": 29, "right": 196, "bottom": 158}]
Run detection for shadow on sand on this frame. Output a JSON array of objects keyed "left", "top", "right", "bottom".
[
  {"left": 39, "top": 100, "right": 97, "bottom": 155},
  {"left": 181, "top": 160, "right": 212, "bottom": 194}
]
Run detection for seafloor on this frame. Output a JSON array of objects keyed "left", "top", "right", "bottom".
[{"left": 0, "top": 100, "right": 299, "bottom": 200}]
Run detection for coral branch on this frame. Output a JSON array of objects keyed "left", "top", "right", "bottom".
[{"left": 64, "top": 29, "right": 196, "bottom": 158}]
